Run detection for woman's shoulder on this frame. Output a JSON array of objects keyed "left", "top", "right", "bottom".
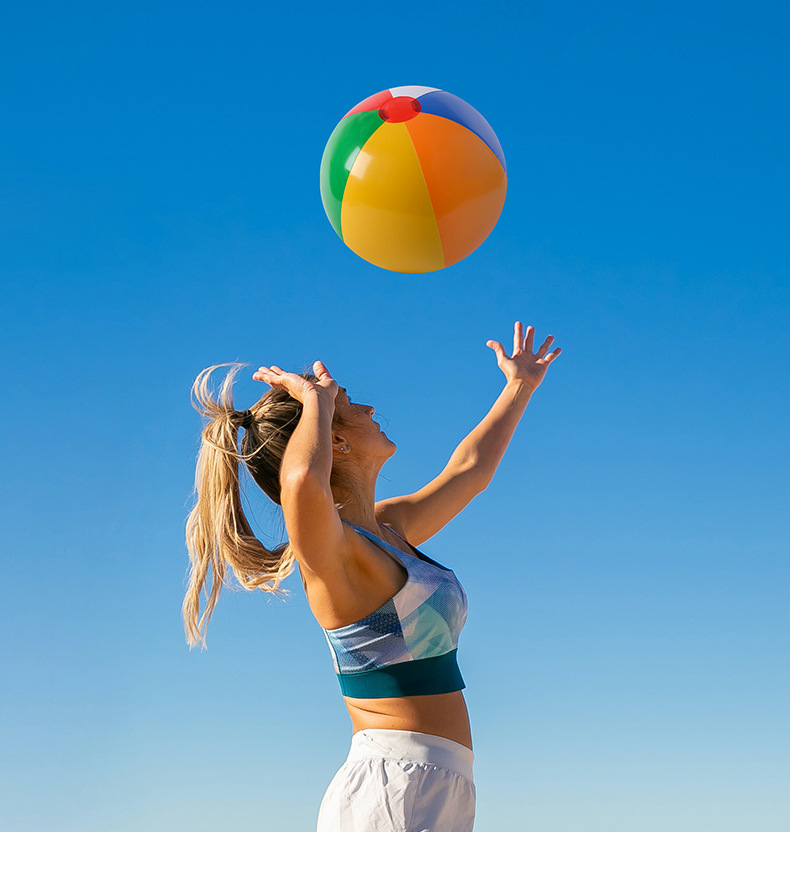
[
  {"left": 300, "top": 521, "right": 409, "bottom": 630},
  {"left": 373, "top": 503, "right": 411, "bottom": 543}
]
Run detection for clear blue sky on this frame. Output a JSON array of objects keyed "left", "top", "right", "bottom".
[{"left": 1, "top": 0, "right": 788, "bottom": 832}]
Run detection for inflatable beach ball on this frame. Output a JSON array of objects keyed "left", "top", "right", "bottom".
[{"left": 320, "top": 86, "right": 507, "bottom": 273}]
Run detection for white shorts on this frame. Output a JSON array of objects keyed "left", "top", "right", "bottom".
[{"left": 317, "top": 729, "right": 475, "bottom": 832}]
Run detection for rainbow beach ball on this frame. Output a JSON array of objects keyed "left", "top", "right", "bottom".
[{"left": 320, "top": 86, "right": 507, "bottom": 273}]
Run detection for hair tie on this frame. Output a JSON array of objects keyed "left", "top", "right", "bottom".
[{"left": 239, "top": 409, "right": 254, "bottom": 429}]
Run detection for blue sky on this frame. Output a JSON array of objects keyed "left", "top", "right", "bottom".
[{"left": 1, "top": 0, "right": 788, "bottom": 832}]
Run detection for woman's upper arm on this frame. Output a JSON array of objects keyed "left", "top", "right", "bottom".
[
  {"left": 376, "top": 464, "right": 486, "bottom": 546},
  {"left": 280, "top": 470, "right": 350, "bottom": 583}
]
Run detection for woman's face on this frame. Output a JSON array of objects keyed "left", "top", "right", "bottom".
[{"left": 333, "top": 388, "right": 396, "bottom": 459}]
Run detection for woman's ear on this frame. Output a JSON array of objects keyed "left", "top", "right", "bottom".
[{"left": 332, "top": 432, "right": 349, "bottom": 454}]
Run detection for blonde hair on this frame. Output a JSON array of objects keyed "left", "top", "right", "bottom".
[{"left": 183, "top": 362, "right": 318, "bottom": 648}]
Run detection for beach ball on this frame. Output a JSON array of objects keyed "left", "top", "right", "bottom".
[{"left": 320, "top": 86, "right": 507, "bottom": 273}]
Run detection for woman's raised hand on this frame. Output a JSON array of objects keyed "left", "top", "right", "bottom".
[
  {"left": 486, "top": 321, "right": 562, "bottom": 392},
  {"left": 252, "top": 360, "right": 339, "bottom": 404}
]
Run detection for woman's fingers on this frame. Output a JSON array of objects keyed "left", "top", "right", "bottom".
[
  {"left": 536, "top": 335, "right": 555, "bottom": 358},
  {"left": 313, "top": 359, "right": 333, "bottom": 381},
  {"left": 253, "top": 362, "right": 337, "bottom": 404},
  {"left": 486, "top": 340, "right": 507, "bottom": 365},
  {"left": 252, "top": 365, "right": 295, "bottom": 387},
  {"left": 313, "top": 361, "right": 339, "bottom": 400},
  {"left": 513, "top": 321, "right": 524, "bottom": 356},
  {"left": 510, "top": 321, "right": 537, "bottom": 355},
  {"left": 253, "top": 370, "right": 281, "bottom": 385},
  {"left": 252, "top": 366, "right": 272, "bottom": 382},
  {"left": 524, "top": 324, "right": 535, "bottom": 355}
]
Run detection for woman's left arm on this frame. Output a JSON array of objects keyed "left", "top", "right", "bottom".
[{"left": 376, "top": 322, "right": 562, "bottom": 545}]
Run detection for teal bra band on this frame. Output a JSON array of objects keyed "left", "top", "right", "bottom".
[{"left": 337, "top": 649, "right": 465, "bottom": 699}]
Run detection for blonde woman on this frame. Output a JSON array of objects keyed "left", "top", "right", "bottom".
[{"left": 184, "top": 321, "right": 561, "bottom": 832}]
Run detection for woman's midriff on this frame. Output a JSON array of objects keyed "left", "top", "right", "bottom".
[{"left": 344, "top": 691, "right": 472, "bottom": 750}]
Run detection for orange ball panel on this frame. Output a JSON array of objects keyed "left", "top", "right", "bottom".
[{"left": 405, "top": 114, "right": 507, "bottom": 267}]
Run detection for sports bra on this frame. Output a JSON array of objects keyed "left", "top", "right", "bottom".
[{"left": 323, "top": 522, "right": 468, "bottom": 699}]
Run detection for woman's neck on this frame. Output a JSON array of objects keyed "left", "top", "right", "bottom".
[
  {"left": 331, "top": 454, "right": 389, "bottom": 533},
  {"left": 333, "top": 481, "right": 380, "bottom": 533},
  {"left": 334, "top": 491, "right": 378, "bottom": 531}
]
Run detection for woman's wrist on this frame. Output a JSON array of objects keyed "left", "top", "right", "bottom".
[
  {"left": 301, "top": 385, "right": 334, "bottom": 409},
  {"left": 503, "top": 377, "right": 535, "bottom": 403}
]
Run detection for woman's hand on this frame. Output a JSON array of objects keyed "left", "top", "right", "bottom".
[
  {"left": 486, "top": 321, "right": 562, "bottom": 392},
  {"left": 252, "top": 360, "right": 339, "bottom": 405}
]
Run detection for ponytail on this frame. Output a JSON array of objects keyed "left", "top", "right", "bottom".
[{"left": 183, "top": 363, "right": 296, "bottom": 649}]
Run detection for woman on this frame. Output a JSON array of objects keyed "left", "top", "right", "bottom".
[{"left": 183, "top": 321, "right": 561, "bottom": 832}]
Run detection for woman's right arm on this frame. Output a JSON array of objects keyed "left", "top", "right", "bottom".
[{"left": 252, "top": 363, "right": 348, "bottom": 582}]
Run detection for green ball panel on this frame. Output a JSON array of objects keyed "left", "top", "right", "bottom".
[{"left": 320, "top": 110, "right": 385, "bottom": 239}]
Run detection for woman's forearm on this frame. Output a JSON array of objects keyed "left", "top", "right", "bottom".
[
  {"left": 280, "top": 392, "right": 335, "bottom": 487},
  {"left": 448, "top": 380, "right": 534, "bottom": 488}
]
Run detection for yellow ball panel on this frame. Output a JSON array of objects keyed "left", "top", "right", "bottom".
[{"left": 340, "top": 122, "right": 444, "bottom": 273}]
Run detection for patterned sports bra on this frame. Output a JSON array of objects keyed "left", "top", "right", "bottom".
[{"left": 323, "top": 522, "right": 468, "bottom": 699}]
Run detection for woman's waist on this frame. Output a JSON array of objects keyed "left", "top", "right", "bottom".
[
  {"left": 344, "top": 691, "right": 472, "bottom": 751},
  {"left": 347, "top": 728, "right": 474, "bottom": 781}
]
